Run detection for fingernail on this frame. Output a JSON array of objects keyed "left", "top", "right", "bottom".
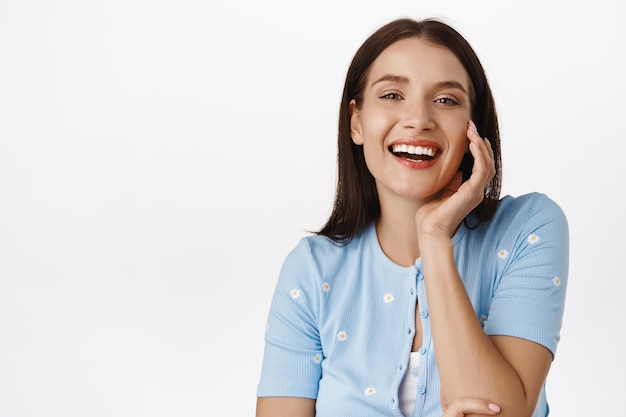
[
  {"left": 469, "top": 120, "right": 478, "bottom": 132},
  {"left": 488, "top": 403, "right": 501, "bottom": 413}
]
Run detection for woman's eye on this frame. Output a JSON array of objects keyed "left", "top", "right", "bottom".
[
  {"left": 435, "top": 97, "right": 459, "bottom": 105},
  {"left": 380, "top": 92, "right": 402, "bottom": 100}
]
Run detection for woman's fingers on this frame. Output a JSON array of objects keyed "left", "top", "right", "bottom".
[
  {"left": 466, "top": 122, "right": 496, "bottom": 187},
  {"left": 442, "top": 398, "right": 501, "bottom": 416}
]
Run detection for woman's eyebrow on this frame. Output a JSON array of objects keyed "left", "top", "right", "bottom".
[
  {"left": 371, "top": 74, "right": 409, "bottom": 86},
  {"left": 371, "top": 76, "right": 468, "bottom": 95},
  {"left": 436, "top": 80, "right": 468, "bottom": 94}
]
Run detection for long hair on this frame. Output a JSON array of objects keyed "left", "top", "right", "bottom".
[{"left": 318, "top": 18, "right": 502, "bottom": 243}]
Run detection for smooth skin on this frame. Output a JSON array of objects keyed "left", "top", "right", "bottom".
[{"left": 257, "top": 37, "right": 551, "bottom": 417}]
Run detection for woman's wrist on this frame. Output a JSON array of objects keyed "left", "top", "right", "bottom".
[{"left": 418, "top": 233, "right": 454, "bottom": 260}]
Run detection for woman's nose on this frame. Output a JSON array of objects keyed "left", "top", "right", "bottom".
[{"left": 403, "top": 100, "right": 435, "bottom": 131}]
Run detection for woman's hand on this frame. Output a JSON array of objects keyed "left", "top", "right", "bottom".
[
  {"left": 415, "top": 120, "right": 495, "bottom": 241},
  {"left": 441, "top": 398, "right": 501, "bottom": 417}
]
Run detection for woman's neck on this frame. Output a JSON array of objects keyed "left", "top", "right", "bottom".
[{"left": 375, "top": 196, "right": 425, "bottom": 267}]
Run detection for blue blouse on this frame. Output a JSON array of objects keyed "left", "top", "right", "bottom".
[{"left": 257, "top": 193, "right": 569, "bottom": 417}]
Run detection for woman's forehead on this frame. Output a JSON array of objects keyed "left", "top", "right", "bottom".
[{"left": 367, "top": 38, "right": 470, "bottom": 88}]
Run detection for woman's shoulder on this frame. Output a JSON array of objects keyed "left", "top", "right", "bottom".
[
  {"left": 496, "top": 192, "right": 567, "bottom": 224},
  {"left": 481, "top": 192, "right": 569, "bottom": 242},
  {"left": 293, "top": 227, "right": 368, "bottom": 260},
  {"left": 282, "top": 226, "right": 371, "bottom": 275}
]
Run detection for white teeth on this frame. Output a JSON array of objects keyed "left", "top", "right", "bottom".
[{"left": 391, "top": 144, "right": 435, "bottom": 157}]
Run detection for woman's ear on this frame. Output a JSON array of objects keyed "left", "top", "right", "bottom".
[{"left": 349, "top": 99, "right": 363, "bottom": 145}]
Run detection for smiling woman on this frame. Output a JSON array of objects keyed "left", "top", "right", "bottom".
[
  {"left": 256, "top": 17, "right": 568, "bottom": 417},
  {"left": 349, "top": 37, "right": 474, "bottom": 219}
]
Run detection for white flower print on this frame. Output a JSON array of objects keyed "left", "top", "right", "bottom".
[
  {"left": 290, "top": 288, "right": 300, "bottom": 299},
  {"left": 322, "top": 282, "right": 331, "bottom": 292},
  {"left": 364, "top": 387, "right": 376, "bottom": 396},
  {"left": 527, "top": 234, "right": 540, "bottom": 244},
  {"left": 313, "top": 353, "right": 322, "bottom": 363},
  {"left": 336, "top": 331, "right": 348, "bottom": 342},
  {"left": 383, "top": 293, "right": 394, "bottom": 303},
  {"left": 498, "top": 249, "right": 509, "bottom": 259},
  {"left": 553, "top": 276, "right": 561, "bottom": 286}
]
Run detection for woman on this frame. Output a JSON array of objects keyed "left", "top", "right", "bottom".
[{"left": 256, "top": 17, "right": 568, "bottom": 417}]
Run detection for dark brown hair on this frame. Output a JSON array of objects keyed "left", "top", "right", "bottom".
[{"left": 318, "top": 17, "right": 502, "bottom": 243}]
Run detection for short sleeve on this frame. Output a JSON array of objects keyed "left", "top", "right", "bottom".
[
  {"left": 256, "top": 238, "right": 323, "bottom": 399},
  {"left": 484, "top": 195, "right": 569, "bottom": 357}
]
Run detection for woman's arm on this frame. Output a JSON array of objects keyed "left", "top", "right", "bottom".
[
  {"left": 256, "top": 396, "right": 501, "bottom": 417},
  {"left": 256, "top": 397, "right": 315, "bottom": 417},
  {"left": 415, "top": 123, "right": 560, "bottom": 416},
  {"left": 256, "top": 240, "right": 324, "bottom": 415},
  {"left": 420, "top": 236, "right": 552, "bottom": 416},
  {"left": 442, "top": 398, "right": 501, "bottom": 417}
]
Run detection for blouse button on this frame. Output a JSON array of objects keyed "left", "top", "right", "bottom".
[
  {"left": 418, "top": 347, "right": 427, "bottom": 355},
  {"left": 420, "top": 310, "right": 429, "bottom": 318},
  {"left": 418, "top": 385, "right": 426, "bottom": 394}
]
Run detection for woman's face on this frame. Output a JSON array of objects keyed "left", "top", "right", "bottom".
[{"left": 350, "top": 37, "right": 472, "bottom": 205}]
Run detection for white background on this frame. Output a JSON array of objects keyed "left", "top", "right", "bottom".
[{"left": 1, "top": 0, "right": 624, "bottom": 416}]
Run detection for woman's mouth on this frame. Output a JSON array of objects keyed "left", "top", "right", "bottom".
[{"left": 389, "top": 144, "right": 436, "bottom": 162}]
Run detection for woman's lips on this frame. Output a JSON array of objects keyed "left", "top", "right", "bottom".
[
  {"left": 388, "top": 139, "right": 441, "bottom": 168},
  {"left": 390, "top": 144, "right": 436, "bottom": 161}
]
